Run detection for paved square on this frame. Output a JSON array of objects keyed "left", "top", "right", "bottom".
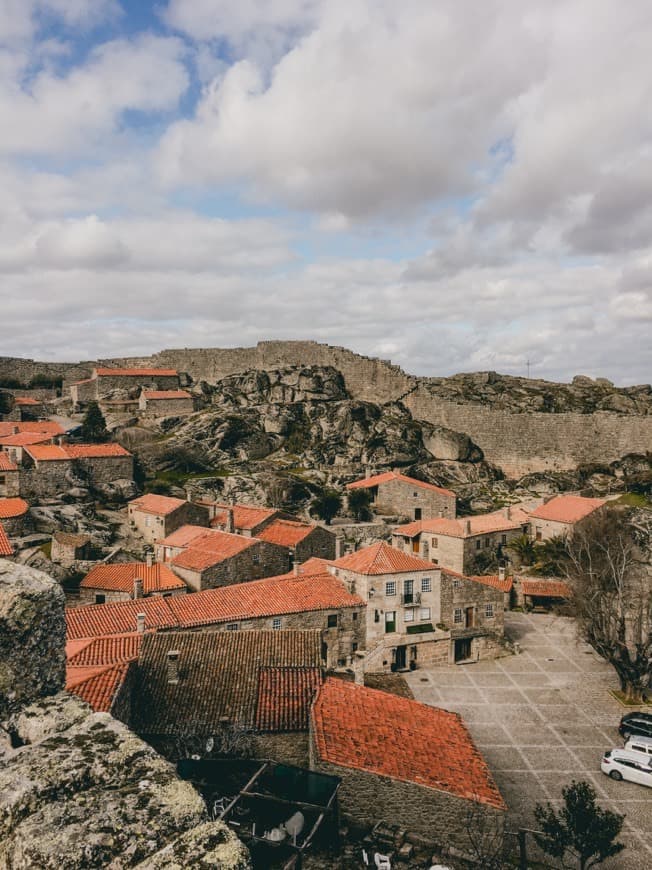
[{"left": 405, "top": 612, "right": 652, "bottom": 870}]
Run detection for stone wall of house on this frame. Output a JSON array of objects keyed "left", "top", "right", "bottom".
[
  {"left": 294, "top": 526, "right": 337, "bottom": 562},
  {"left": 530, "top": 517, "right": 572, "bottom": 542},
  {"left": 0, "top": 513, "right": 27, "bottom": 536},
  {"left": 252, "top": 732, "right": 310, "bottom": 769},
  {"left": 74, "top": 455, "right": 134, "bottom": 486},
  {"left": 441, "top": 574, "right": 504, "bottom": 647},
  {"left": 95, "top": 373, "right": 180, "bottom": 397},
  {"left": 50, "top": 536, "right": 90, "bottom": 566},
  {"left": 130, "top": 502, "right": 210, "bottom": 545},
  {"left": 19, "top": 461, "right": 72, "bottom": 499},
  {"left": 0, "top": 469, "right": 21, "bottom": 498},
  {"left": 373, "top": 478, "right": 456, "bottom": 521},
  {"left": 70, "top": 379, "right": 98, "bottom": 403},
  {"left": 309, "top": 735, "right": 505, "bottom": 851},
  {"left": 171, "top": 540, "right": 290, "bottom": 592},
  {"left": 140, "top": 397, "right": 195, "bottom": 417},
  {"left": 79, "top": 585, "right": 188, "bottom": 605}
]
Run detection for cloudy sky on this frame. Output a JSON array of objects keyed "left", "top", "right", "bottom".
[{"left": 1, "top": 0, "right": 651, "bottom": 383}]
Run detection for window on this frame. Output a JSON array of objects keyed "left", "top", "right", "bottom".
[
  {"left": 413, "top": 491, "right": 418, "bottom": 498},
  {"left": 352, "top": 642, "right": 358, "bottom": 652},
  {"left": 476, "top": 540, "right": 481, "bottom": 550},
  {"left": 226, "top": 623, "right": 239, "bottom": 631},
  {"left": 374, "top": 609, "right": 380, "bottom": 623},
  {"left": 404, "top": 609, "right": 414, "bottom": 622},
  {"left": 272, "top": 617, "right": 282, "bottom": 629},
  {"left": 431, "top": 537, "right": 438, "bottom": 548},
  {"left": 410, "top": 645, "right": 418, "bottom": 661},
  {"left": 252, "top": 554, "right": 260, "bottom": 564},
  {"left": 95, "top": 594, "right": 106, "bottom": 605},
  {"left": 145, "top": 516, "right": 151, "bottom": 527},
  {"left": 385, "top": 581, "right": 396, "bottom": 596},
  {"left": 419, "top": 608, "right": 431, "bottom": 621},
  {"left": 421, "top": 577, "right": 431, "bottom": 593},
  {"left": 485, "top": 603, "right": 495, "bottom": 619},
  {"left": 352, "top": 611, "right": 358, "bottom": 620},
  {"left": 0, "top": 475, "right": 5, "bottom": 485},
  {"left": 501, "top": 534, "right": 507, "bottom": 545},
  {"left": 385, "top": 611, "right": 396, "bottom": 633},
  {"left": 452, "top": 578, "right": 461, "bottom": 588},
  {"left": 403, "top": 579, "right": 414, "bottom": 603},
  {"left": 484, "top": 537, "right": 490, "bottom": 548},
  {"left": 327, "top": 613, "right": 338, "bottom": 628},
  {"left": 454, "top": 608, "right": 463, "bottom": 624}
]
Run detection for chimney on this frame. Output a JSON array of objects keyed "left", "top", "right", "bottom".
[
  {"left": 133, "top": 577, "right": 143, "bottom": 599},
  {"left": 335, "top": 537, "right": 343, "bottom": 559},
  {"left": 438, "top": 511, "right": 444, "bottom": 518},
  {"left": 293, "top": 560, "right": 300, "bottom": 576},
  {"left": 498, "top": 566, "right": 506, "bottom": 581},
  {"left": 167, "top": 650, "right": 180, "bottom": 684},
  {"left": 225, "top": 506, "right": 235, "bottom": 534},
  {"left": 465, "top": 519, "right": 471, "bottom": 534},
  {"left": 502, "top": 506, "right": 511, "bottom": 519},
  {"left": 145, "top": 552, "right": 153, "bottom": 568},
  {"left": 136, "top": 612, "right": 146, "bottom": 634}
]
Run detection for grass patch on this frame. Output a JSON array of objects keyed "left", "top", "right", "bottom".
[
  {"left": 616, "top": 492, "right": 652, "bottom": 508},
  {"left": 40, "top": 541, "right": 52, "bottom": 559},
  {"left": 609, "top": 689, "right": 652, "bottom": 707},
  {"left": 150, "top": 468, "right": 230, "bottom": 488}
]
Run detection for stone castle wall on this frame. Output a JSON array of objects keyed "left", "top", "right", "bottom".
[{"left": 2, "top": 340, "right": 651, "bottom": 476}]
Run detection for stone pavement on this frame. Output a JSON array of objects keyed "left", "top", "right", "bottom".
[{"left": 405, "top": 612, "right": 652, "bottom": 870}]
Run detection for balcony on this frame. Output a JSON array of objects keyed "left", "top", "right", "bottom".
[{"left": 400, "top": 591, "right": 421, "bottom": 606}]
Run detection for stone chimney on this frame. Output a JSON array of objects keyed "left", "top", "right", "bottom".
[
  {"left": 465, "top": 519, "right": 472, "bottom": 534},
  {"left": 145, "top": 552, "right": 153, "bottom": 568},
  {"left": 167, "top": 650, "right": 180, "bottom": 685},
  {"left": 133, "top": 577, "right": 143, "bottom": 599},
  {"left": 498, "top": 566, "right": 506, "bottom": 581},
  {"left": 335, "top": 537, "right": 343, "bottom": 559},
  {"left": 502, "top": 506, "right": 511, "bottom": 519},
  {"left": 136, "top": 612, "right": 146, "bottom": 634},
  {"left": 293, "top": 560, "right": 300, "bottom": 576},
  {"left": 225, "top": 506, "right": 235, "bottom": 534}
]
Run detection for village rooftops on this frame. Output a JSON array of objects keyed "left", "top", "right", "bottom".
[
  {"left": 94, "top": 367, "right": 178, "bottom": 377},
  {"left": 141, "top": 390, "right": 192, "bottom": 400},
  {"left": 66, "top": 595, "right": 179, "bottom": 640},
  {"left": 0, "top": 523, "right": 13, "bottom": 557},
  {"left": 0, "top": 421, "right": 65, "bottom": 437},
  {"left": 0, "top": 498, "right": 29, "bottom": 518},
  {"left": 170, "top": 529, "right": 257, "bottom": 571},
  {"left": 129, "top": 493, "right": 188, "bottom": 516},
  {"left": 65, "top": 631, "right": 143, "bottom": 712},
  {"left": 0, "top": 454, "right": 17, "bottom": 472},
  {"left": 0, "top": 432, "right": 53, "bottom": 447},
  {"left": 346, "top": 470, "right": 455, "bottom": 498},
  {"left": 528, "top": 495, "right": 606, "bottom": 524},
  {"left": 256, "top": 519, "right": 318, "bottom": 548},
  {"left": 205, "top": 502, "right": 279, "bottom": 531},
  {"left": 468, "top": 573, "right": 514, "bottom": 593},
  {"left": 66, "top": 663, "right": 131, "bottom": 712},
  {"left": 133, "top": 630, "right": 323, "bottom": 735},
  {"left": 25, "top": 443, "right": 132, "bottom": 462},
  {"left": 80, "top": 562, "right": 186, "bottom": 595},
  {"left": 311, "top": 677, "right": 505, "bottom": 810},
  {"left": 394, "top": 511, "right": 524, "bottom": 539},
  {"left": 156, "top": 524, "right": 209, "bottom": 548},
  {"left": 66, "top": 632, "right": 143, "bottom": 666},
  {"left": 333, "top": 541, "right": 435, "bottom": 575}
]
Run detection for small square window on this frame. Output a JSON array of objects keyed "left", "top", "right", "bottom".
[
  {"left": 431, "top": 537, "right": 438, "bottom": 547},
  {"left": 413, "top": 491, "right": 418, "bottom": 497},
  {"left": 421, "top": 577, "right": 431, "bottom": 593},
  {"left": 419, "top": 607, "right": 431, "bottom": 621},
  {"left": 226, "top": 623, "right": 239, "bottom": 631},
  {"left": 253, "top": 554, "right": 260, "bottom": 564},
  {"left": 452, "top": 578, "right": 461, "bottom": 588},
  {"left": 95, "top": 594, "right": 106, "bottom": 605},
  {"left": 454, "top": 608, "right": 463, "bottom": 624},
  {"left": 352, "top": 642, "right": 358, "bottom": 652},
  {"left": 272, "top": 617, "right": 282, "bottom": 629},
  {"left": 385, "top": 581, "right": 396, "bottom": 596},
  {"left": 327, "top": 613, "right": 338, "bottom": 628},
  {"left": 352, "top": 612, "right": 358, "bottom": 620},
  {"left": 404, "top": 609, "right": 414, "bottom": 622}
]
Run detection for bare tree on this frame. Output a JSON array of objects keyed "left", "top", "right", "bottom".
[
  {"left": 565, "top": 507, "right": 652, "bottom": 703},
  {"left": 463, "top": 798, "right": 509, "bottom": 870}
]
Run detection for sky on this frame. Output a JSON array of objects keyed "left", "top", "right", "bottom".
[{"left": 1, "top": 0, "right": 651, "bottom": 384}]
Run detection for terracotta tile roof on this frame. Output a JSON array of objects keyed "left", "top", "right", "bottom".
[
  {"left": 297, "top": 557, "right": 334, "bottom": 574},
  {"left": 95, "top": 367, "right": 178, "bottom": 377},
  {"left": 0, "top": 453, "right": 17, "bottom": 472},
  {"left": 334, "top": 542, "right": 435, "bottom": 575},
  {"left": 157, "top": 524, "right": 209, "bottom": 548},
  {"left": 469, "top": 574, "right": 513, "bottom": 593},
  {"left": 14, "top": 397, "right": 40, "bottom": 405},
  {"left": 208, "top": 503, "right": 278, "bottom": 531},
  {"left": 67, "top": 632, "right": 143, "bottom": 666},
  {"left": 142, "top": 390, "right": 192, "bottom": 400},
  {"left": 66, "top": 596, "right": 179, "bottom": 640},
  {"left": 171, "top": 530, "right": 257, "bottom": 572},
  {"left": 15, "top": 421, "right": 65, "bottom": 435},
  {"left": 130, "top": 493, "right": 188, "bottom": 516},
  {"left": 66, "top": 662, "right": 130, "bottom": 713},
  {"left": 0, "top": 523, "right": 13, "bottom": 556},
  {"left": 255, "top": 667, "right": 323, "bottom": 732},
  {"left": 133, "top": 630, "right": 323, "bottom": 734},
  {"left": 346, "top": 470, "right": 456, "bottom": 498},
  {"left": 528, "top": 495, "right": 606, "bottom": 524},
  {"left": 0, "top": 498, "right": 29, "bottom": 518},
  {"left": 520, "top": 578, "right": 571, "bottom": 598},
  {"left": 394, "top": 511, "right": 522, "bottom": 539},
  {"left": 256, "top": 519, "right": 317, "bottom": 547},
  {"left": 167, "top": 571, "right": 363, "bottom": 627},
  {"left": 25, "top": 445, "right": 70, "bottom": 461},
  {"left": 0, "top": 432, "right": 53, "bottom": 447},
  {"left": 63, "top": 443, "right": 132, "bottom": 459},
  {"left": 80, "top": 562, "right": 186, "bottom": 594},
  {"left": 311, "top": 678, "right": 506, "bottom": 810}
]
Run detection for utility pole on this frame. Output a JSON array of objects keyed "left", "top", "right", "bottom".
[{"left": 526, "top": 359, "right": 531, "bottom": 379}]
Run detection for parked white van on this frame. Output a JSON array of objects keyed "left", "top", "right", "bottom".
[
  {"left": 601, "top": 749, "right": 652, "bottom": 788},
  {"left": 625, "top": 735, "right": 652, "bottom": 759}
]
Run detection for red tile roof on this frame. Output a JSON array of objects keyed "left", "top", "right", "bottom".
[
  {"left": 66, "top": 596, "right": 179, "bottom": 640},
  {"left": 0, "top": 498, "right": 29, "bottom": 518},
  {"left": 256, "top": 519, "right": 317, "bottom": 547},
  {"left": 297, "top": 557, "right": 333, "bottom": 574},
  {"left": 167, "top": 571, "right": 363, "bottom": 627},
  {"left": 24, "top": 444, "right": 70, "bottom": 461},
  {"left": 0, "top": 453, "right": 17, "bottom": 472},
  {"left": 311, "top": 678, "right": 506, "bottom": 809},
  {"left": 142, "top": 390, "right": 192, "bottom": 400},
  {"left": 157, "top": 524, "right": 209, "bottom": 548},
  {"left": 469, "top": 574, "right": 513, "bottom": 593},
  {"left": 256, "top": 667, "right": 322, "bottom": 732},
  {"left": 63, "top": 443, "right": 132, "bottom": 459},
  {"left": 0, "top": 432, "right": 53, "bottom": 447},
  {"left": 334, "top": 542, "right": 435, "bottom": 575},
  {"left": 0, "top": 523, "right": 13, "bottom": 557},
  {"left": 80, "top": 562, "right": 186, "bottom": 594},
  {"left": 394, "top": 511, "right": 523, "bottom": 539},
  {"left": 528, "top": 495, "right": 606, "bottom": 524},
  {"left": 14, "top": 397, "right": 39, "bottom": 405},
  {"left": 66, "top": 632, "right": 143, "bottom": 666},
  {"left": 15, "top": 421, "right": 65, "bottom": 435},
  {"left": 95, "top": 367, "right": 178, "bottom": 377},
  {"left": 520, "top": 578, "right": 571, "bottom": 598},
  {"left": 208, "top": 503, "right": 278, "bottom": 531},
  {"left": 130, "top": 493, "right": 187, "bottom": 516},
  {"left": 346, "top": 470, "right": 456, "bottom": 498},
  {"left": 66, "top": 662, "right": 130, "bottom": 712},
  {"left": 171, "top": 530, "right": 257, "bottom": 572}
]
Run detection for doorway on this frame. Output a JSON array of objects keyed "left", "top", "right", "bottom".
[
  {"left": 454, "top": 638, "right": 472, "bottom": 662},
  {"left": 465, "top": 606, "right": 475, "bottom": 628},
  {"left": 414, "top": 508, "right": 422, "bottom": 520},
  {"left": 395, "top": 645, "right": 407, "bottom": 670}
]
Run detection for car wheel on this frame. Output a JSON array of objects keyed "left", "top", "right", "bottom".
[{"left": 609, "top": 770, "right": 623, "bottom": 781}]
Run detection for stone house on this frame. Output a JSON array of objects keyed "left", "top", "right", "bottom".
[
  {"left": 128, "top": 494, "right": 210, "bottom": 545},
  {"left": 70, "top": 367, "right": 180, "bottom": 404},
  {"left": 131, "top": 629, "right": 324, "bottom": 767},
  {"left": 468, "top": 569, "right": 514, "bottom": 611},
  {"left": 0, "top": 431, "right": 55, "bottom": 465},
  {"left": 199, "top": 501, "right": 282, "bottom": 537},
  {"left": 0, "top": 497, "right": 29, "bottom": 535},
  {"left": 514, "top": 576, "right": 571, "bottom": 609},
  {"left": 138, "top": 390, "right": 195, "bottom": 417},
  {"left": 21, "top": 443, "right": 133, "bottom": 499},
  {"left": 440, "top": 570, "right": 506, "bottom": 663},
  {"left": 167, "top": 528, "right": 290, "bottom": 592},
  {"left": 0, "top": 453, "right": 20, "bottom": 497},
  {"left": 256, "top": 518, "right": 337, "bottom": 562},
  {"left": 79, "top": 561, "right": 188, "bottom": 605},
  {"left": 309, "top": 678, "right": 506, "bottom": 849},
  {"left": 11, "top": 396, "right": 46, "bottom": 419},
  {"left": 346, "top": 470, "right": 456, "bottom": 520},
  {"left": 51, "top": 531, "right": 91, "bottom": 566},
  {"left": 0, "top": 522, "right": 14, "bottom": 558},
  {"left": 154, "top": 524, "right": 212, "bottom": 563},
  {"left": 528, "top": 495, "right": 606, "bottom": 542},
  {"left": 392, "top": 507, "right": 529, "bottom": 575},
  {"left": 66, "top": 596, "right": 181, "bottom": 641}
]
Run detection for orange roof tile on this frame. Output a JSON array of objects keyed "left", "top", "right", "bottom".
[
  {"left": 130, "top": 493, "right": 188, "bottom": 516},
  {"left": 63, "top": 443, "right": 131, "bottom": 459},
  {"left": 208, "top": 502, "right": 278, "bottom": 531},
  {"left": 142, "top": 390, "right": 192, "bottom": 400},
  {"left": 171, "top": 530, "right": 257, "bottom": 572},
  {"left": 520, "top": 578, "right": 571, "bottom": 598},
  {"left": 469, "top": 574, "right": 513, "bottom": 593},
  {"left": 297, "top": 557, "right": 333, "bottom": 574},
  {"left": 312, "top": 678, "right": 505, "bottom": 809},
  {"left": 334, "top": 541, "right": 434, "bottom": 575},
  {"left": 95, "top": 367, "right": 178, "bottom": 377},
  {"left": 255, "top": 667, "right": 323, "bottom": 732},
  {"left": 16, "top": 421, "right": 65, "bottom": 435},
  {"left": 0, "top": 432, "right": 53, "bottom": 447},
  {"left": 0, "top": 498, "right": 28, "bottom": 518},
  {"left": 14, "top": 397, "right": 40, "bottom": 405},
  {"left": 0, "top": 523, "right": 13, "bottom": 557},
  {"left": 346, "top": 470, "right": 456, "bottom": 498},
  {"left": 156, "top": 524, "right": 209, "bottom": 548},
  {"left": 256, "top": 519, "right": 317, "bottom": 548},
  {"left": 80, "top": 562, "right": 186, "bottom": 594},
  {"left": 66, "top": 596, "right": 178, "bottom": 640},
  {"left": 167, "top": 571, "right": 364, "bottom": 627},
  {"left": 529, "top": 495, "right": 606, "bottom": 524},
  {"left": 394, "top": 511, "right": 523, "bottom": 539},
  {"left": 25, "top": 445, "right": 70, "bottom": 461},
  {"left": 0, "top": 453, "right": 17, "bottom": 472},
  {"left": 66, "top": 662, "right": 130, "bottom": 712},
  {"left": 67, "top": 632, "right": 142, "bottom": 666}
]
